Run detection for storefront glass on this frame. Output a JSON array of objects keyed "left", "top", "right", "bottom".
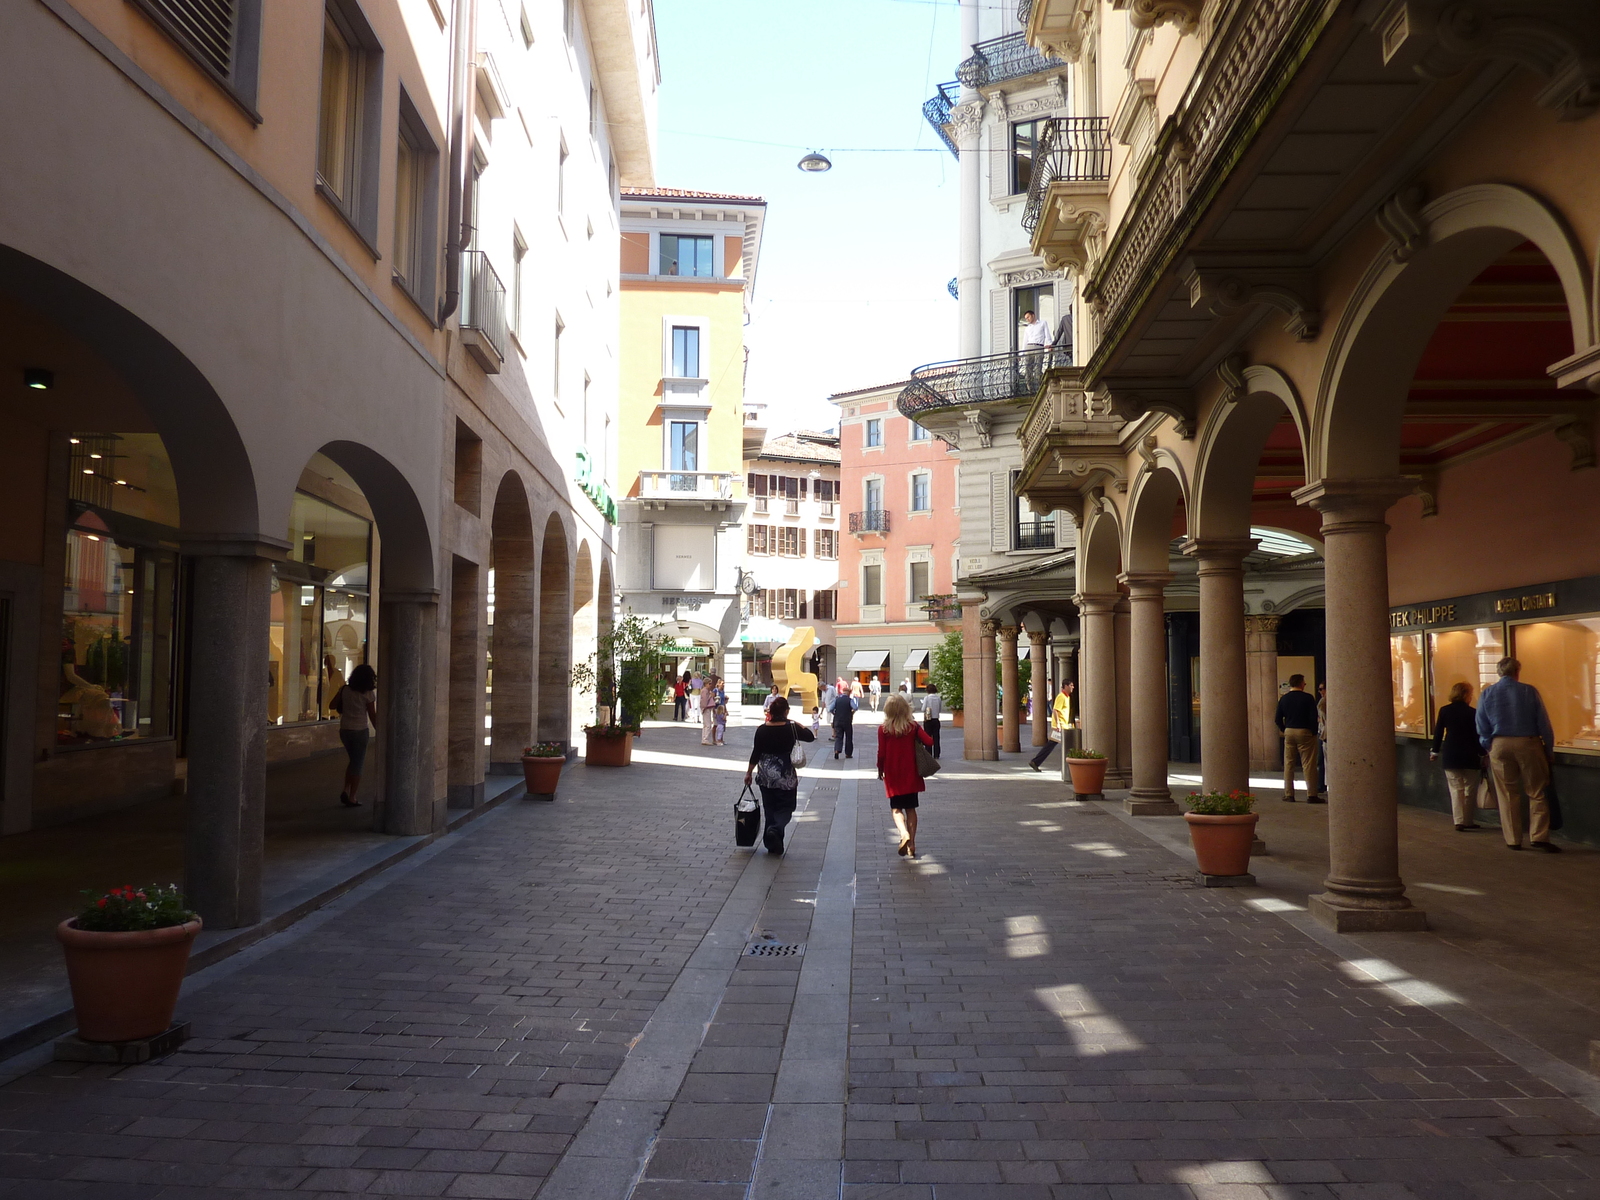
[
  {"left": 1427, "top": 625, "right": 1504, "bottom": 713},
  {"left": 1390, "top": 632, "right": 1426, "bottom": 735},
  {"left": 1512, "top": 617, "right": 1600, "bottom": 751},
  {"left": 269, "top": 491, "right": 371, "bottom": 725}
]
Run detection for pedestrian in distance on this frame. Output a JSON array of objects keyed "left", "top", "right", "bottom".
[
  {"left": 1430, "top": 680, "right": 1485, "bottom": 831},
  {"left": 878, "top": 694, "right": 935, "bottom": 858},
  {"left": 922, "top": 682, "right": 944, "bottom": 759},
  {"left": 869, "top": 675, "right": 882, "bottom": 711},
  {"left": 831, "top": 685, "right": 858, "bottom": 758},
  {"left": 744, "top": 696, "right": 815, "bottom": 855},
  {"left": 699, "top": 677, "right": 718, "bottom": 746},
  {"left": 1477, "top": 656, "right": 1559, "bottom": 851},
  {"left": 762, "top": 683, "right": 781, "bottom": 714},
  {"left": 1029, "top": 681, "right": 1075, "bottom": 772},
  {"left": 329, "top": 663, "right": 378, "bottom": 808},
  {"left": 850, "top": 678, "right": 865, "bottom": 705},
  {"left": 1276, "top": 674, "right": 1323, "bottom": 802},
  {"left": 673, "top": 673, "right": 688, "bottom": 722},
  {"left": 711, "top": 676, "right": 729, "bottom": 746},
  {"left": 688, "top": 670, "right": 704, "bottom": 719},
  {"left": 820, "top": 679, "right": 839, "bottom": 740}
]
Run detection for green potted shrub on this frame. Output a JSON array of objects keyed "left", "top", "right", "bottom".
[
  {"left": 1065, "top": 747, "right": 1108, "bottom": 797},
  {"left": 1183, "top": 790, "right": 1258, "bottom": 876},
  {"left": 571, "top": 613, "right": 670, "bottom": 767},
  {"left": 928, "top": 631, "right": 964, "bottom": 728},
  {"left": 522, "top": 741, "right": 565, "bottom": 798},
  {"left": 57, "top": 885, "right": 200, "bottom": 1043}
]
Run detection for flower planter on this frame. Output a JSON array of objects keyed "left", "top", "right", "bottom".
[
  {"left": 1185, "top": 812, "right": 1259, "bottom": 877},
  {"left": 1065, "top": 756, "right": 1108, "bottom": 796},
  {"left": 584, "top": 729, "right": 635, "bottom": 766},
  {"left": 950, "top": 710, "right": 965, "bottom": 728},
  {"left": 57, "top": 918, "right": 202, "bottom": 1042},
  {"left": 522, "top": 755, "right": 563, "bottom": 796}
]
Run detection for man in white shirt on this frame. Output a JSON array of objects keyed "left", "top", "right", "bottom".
[
  {"left": 868, "top": 676, "right": 882, "bottom": 711},
  {"left": 1020, "top": 310, "right": 1053, "bottom": 350}
]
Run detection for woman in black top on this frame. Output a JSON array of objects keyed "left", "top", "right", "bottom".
[
  {"left": 1430, "top": 681, "right": 1484, "bottom": 831},
  {"left": 744, "top": 696, "right": 815, "bottom": 855}
]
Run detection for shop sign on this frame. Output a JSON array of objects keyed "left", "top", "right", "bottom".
[
  {"left": 660, "top": 595, "right": 704, "bottom": 611},
  {"left": 574, "top": 447, "right": 617, "bottom": 525},
  {"left": 1390, "top": 604, "right": 1455, "bottom": 629},
  {"left": 1494, "top": 592, "right": 1557, "bottom": 615},
  {"left": 660, "top": 642, "right": 706, "bottom": 656}
]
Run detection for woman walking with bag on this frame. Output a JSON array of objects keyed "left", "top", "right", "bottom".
[
  {"left": 743, "top": 696, "right": 815, "bottom": 855},
  {"left": 1430, "top": 680, "right": 1486, "bottom": 831},
  {"left": 330, "top": 664, "right": 378, "bottom": 808},
  {"left": 878, "top": 693, "right": 935, "bottom": 858}
]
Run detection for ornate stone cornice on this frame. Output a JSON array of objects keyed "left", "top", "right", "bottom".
[
  {"left": 1113, "top": 0, "right": 1204, "bottom": 34},
  {"left": 1033, "top": 0, "right": 1098, "bottom": 63},
  {"left": 998, "top": 264, "right": 1067, "bottom": 289},
  {"left": 1095, "top": 382, "right": 1197, "bottom": 439},
  {"left": 1181, "top": 259, "right": 1322, "bottom": 341}
]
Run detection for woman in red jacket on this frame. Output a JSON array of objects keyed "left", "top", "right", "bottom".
[{"left": 878, "top": 694, "right": 934, "bottom": 858}]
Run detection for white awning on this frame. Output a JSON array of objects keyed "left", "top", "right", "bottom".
[
  {"left": 847, "top": 649, "right": 890, "bottom": 672},
  {"left": 740, "top": 616, "right": 794, "bottom": 644},
  {"left": 903, "top": 649, "right": 929, "bottom": 669}
]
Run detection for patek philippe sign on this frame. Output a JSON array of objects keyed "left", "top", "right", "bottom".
[{"left": 1390, "top": 575, "right": 1600, "bottom": 629}]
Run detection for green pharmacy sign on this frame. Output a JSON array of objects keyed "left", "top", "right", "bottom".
[{"left": 574, "top": 447, "right": 617, "bottom": 525}]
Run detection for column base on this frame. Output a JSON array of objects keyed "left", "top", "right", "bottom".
[
  {"left": 1197, "top": 872, "right": 1256, "bottom": 888},
  {"left": 1124, "top": 797, "right": 1180, "bottom": 816},
  {"left": 447, "top": 781, "right": 485, "bottom": 809},
  {"left": 1104, "top": 768, "right": 1131, "bottom": 788},
  {"left": 1308, "top": 893, "right": 1428, "bottom": 933}
]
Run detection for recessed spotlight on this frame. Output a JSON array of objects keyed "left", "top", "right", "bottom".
[
  {"left": 24, "top": 368, "right": 53, "bottom": 390},
  {"left": 68, "top": 437, "right": 81, "bottom": 445},
  {"left": 85, "top": 534, "right": 99, "bottom": 542},
  {"left": 82, "top": 469, "right": 94, "bottom": 475},
  {"left": 89, "top": 453, "right": 102, "bottom": 460},
  {"left": 115, "top": 479, "right": 127, "bottom": 486}
]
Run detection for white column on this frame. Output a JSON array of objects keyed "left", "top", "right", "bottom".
[{"left": 954, "top": 0, "right": 984, "bottom": 361}]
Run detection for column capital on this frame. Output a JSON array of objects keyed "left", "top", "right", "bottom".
[
  {"left": 1179, "top": 537, "right": 1258, "bottom": 570},
  {"left": 1293, "top": 477, "right": 1412, "bottom": 523},
  {"left": 1244, "top": 613, "right": 1282, "bottom": 633},
  {"left": 998, "top": 624, "right": 1021, "bottom": 642},
  {"left": 1074, "top": 592, "right": 1121, "bottom": 616},
  {"left": 1027, "top": 628, "right": 1049, "bottom": 647},
  {"left": 979, "top": 618, "right": 1001, "bottom": 637},
  {"left": 1118, "top": 571, "right": 1173, "bottom": 599}
]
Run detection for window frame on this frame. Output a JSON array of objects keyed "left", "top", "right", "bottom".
[
  {"left": 391, "top": 89, "right": 440, "bottom": 315},
  {"left": 864, "top": 418, "right": 883, "bottom": 448},
  {"left": 127, "top": 0, "right": 265, "bottom": 121},
  {"left": 316, "top": 0, "right": 385, "bottom": 251},
  {"left": 861, "top": 562, "right": 884, "bottom": 609},
  {"left": 910, "top": 471, "right": 931, "bottom": 513},
  {"left": 659, "top": 234, "right": 716, "bottom": 278},
  {"left": 1011, "top": 118, "right": 1042, "bottom": 196},
  {"left": 670, "top": 325, "right": 702, "bottom": 379}
]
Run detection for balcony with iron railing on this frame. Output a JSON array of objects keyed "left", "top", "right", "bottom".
[
  {"left": 897, "top": 345, "right": 1066, "bottom": 422},
  {"left": 958, "top": 33, "right": 1066, "bottom": 90},
  {"left": 922, "top": 80, "right": 960, "bottom": 156},
  {"left": 460, "top": 249, "right": 508, "bottom": 372},
  {"left": 1014, "top": 522, "right": 1057, "bottom": 551},
  {"left": 1022, "top": 116, "right": 1112, "bottom": 235},
  {"left": 849, "top": 509, "right": 891, "bottom": 535},
  {"left": 639, "top": 471, "right": 736, "bottom": 503}
]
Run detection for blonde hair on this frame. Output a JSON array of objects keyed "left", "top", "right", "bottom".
[
  {"left": 882, "top": 693, "right": 914, "bottom": 735},
  {"left": 1449, "top": 681, "right": 1472, "bottom": 703}
]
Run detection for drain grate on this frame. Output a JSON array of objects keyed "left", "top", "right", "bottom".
[{"left": 745, "top": 941, "right": 805, "bottom": 957}]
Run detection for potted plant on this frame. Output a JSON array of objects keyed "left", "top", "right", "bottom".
[
  {"left": 1183, "top": 790, "right": 1258, "bottom": 876},
  {"left": 57, "top": 885, "right": 200, "bottom": 1043},
  {"left": 571, "top": 612, "right": 670, "bottom": 767},
  {"left": 522, "top": 742, "right": 565, "bottom": 797},
  {"left": 1065, "top": 747, "right": 1109, "bottom": 797},
  {"left": 929, "top": 631, "right": 964, "bottom": 727}
]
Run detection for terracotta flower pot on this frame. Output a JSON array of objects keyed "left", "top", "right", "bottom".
[
  {"left": 950, "top": 710, "right": 965, "bottom": 728},
  {"left": 1184, "top": 812, "right": 1259, "bottom": 877},
  {"left": 584, "top": 729, "right": 635, "bottom": 766},
  {"left": 57, "top": 917, "right": 202, "bottom": 1042},
  {"left": 522, "top": 755, "right": 563, "bottom": 796},
  {"left": 1065, "top": 756, "right": 1108, "bottom": 796}
]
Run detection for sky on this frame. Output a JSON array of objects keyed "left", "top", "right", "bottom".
[{"left": 652, "top": 0, "right": 965, "bottom": 434}]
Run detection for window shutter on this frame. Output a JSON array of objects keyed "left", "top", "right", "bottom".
[
  {"left": 798, "top": 529, "right": 806, "bottom": 557},
  {"left": 990, "top": 122, "right": 1009, "bottom": 200},
  {"left": 799, "top": 477, "right": 808, "bottom": 499},
  {"left": 990, "top": 289, "right": 1011, "bottom": 356},
  {"left": 990, "top": 472, "right": 1010, "bottom": 551}
]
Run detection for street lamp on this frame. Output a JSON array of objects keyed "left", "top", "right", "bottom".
[{"left": 796, "top": 152, "right": 832, "bottom": 173}]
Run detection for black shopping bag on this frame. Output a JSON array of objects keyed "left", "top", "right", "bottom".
[{"left": 734, "top": 783, "right": 760, "bottom": 847}]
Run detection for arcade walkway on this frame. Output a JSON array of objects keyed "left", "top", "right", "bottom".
[{"left": 0, "top": 721, "right": 1598, "bottom": 1198}]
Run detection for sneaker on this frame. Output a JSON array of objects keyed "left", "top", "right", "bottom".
[{"left": 1531, "top": 841, "right": 1562, "bottom": 853}]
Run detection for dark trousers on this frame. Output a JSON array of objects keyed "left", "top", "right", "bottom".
[
  {"left": 924, "top": 716, "right": 941, "bottom": 759},
  {"left": 673, "top": 695, "right": 687, "bottom": 720},
  {"left": 1029, "top": 737, "right": 1060, "bottom": 769},
  {"left": 757, "top": 786, "right": 797, "bottom": 849},
  {"left": 833, "top": 723, "right": 853, "bottom": 756}
]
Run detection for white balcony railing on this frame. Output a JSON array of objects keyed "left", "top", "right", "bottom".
[{"left": 639, "top": 470, "right": 735, "bottom": 501}]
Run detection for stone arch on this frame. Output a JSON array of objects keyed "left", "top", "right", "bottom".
[
  {"left": 1191, "top": 365, "right": 1309, "bottom": 540},
  {"left": 570, "top": 540, "right": 597, "bottom": 736},
  {"left": 1077, "top": 501, "right": 1124, "bottom": 594},
  {"left": 537, "top": 513, "right": 573, "bottom": 742},
  {"left": 1124, "top": 463, "right": 1188, "bottom": 573},
  {"left": 488, "top": 473, "right": 535, "bottom": 770},
  {"left": 1318, "top": 184, "right": 1591, "bottom": 481}
]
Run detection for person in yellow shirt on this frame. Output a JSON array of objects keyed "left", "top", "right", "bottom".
[{"left": 1029, "top": 681, "right": 1076, "bottom": 772}]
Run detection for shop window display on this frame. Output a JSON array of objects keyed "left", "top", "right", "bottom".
[
  {"left": 1390, "top": 632, "right": 1426, "bottom": 735},
  {"left": 269, "top": 491, "right": 371, "bottom": 725},
  {"left": 1512, "top": 617, "right": 1600, "bottom": 751},
  {"left": 1427, "top": 626, "right": 1504, "bottom": 713}
]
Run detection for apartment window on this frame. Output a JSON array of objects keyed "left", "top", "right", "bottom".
[
  {"left": 777, "top": 527, "right": 804, "bottom": 557},
  {"left": 393, "top": 131, "right": 423, "bottom": 289},
  {"left": 661, "top": 235, "right": 715, "bottom": 277},
  {"left": 509, "top": 229, "right": 527, "bottom": 338},
  {"left": 760, "top": 589, "right": 799, "bottom": 621},
  {"left": 814, "top": 529, "right": 838, "bottom": 560},
  {"left": 811, "top": 590, "right": 837, "bottom": 621},
  {"left": 129, "top": 0, "right": 264, "bottom": 113},
  {"left": 519, "top": 5, "right": 534, "bottom": 47},
  {"left": 862, "top": 564, "right": 883, "bottom": 608},
  {"left": 1012, "top": 469, "right": 1056, "bottom": 550},
  {"left": 589, "top": 85, "right": 599, "bottom": 140},
  {"left": 669, "top": 421, "right": 699, "bottom": 472},
  {"left": 1013, "top": 284, "right": 1057, "bottom": 350},
  {"left": 864, "top": 477, "right": 883, "bottom": 512},
  {"left": 671, "top": 326, "right": 701, "bottom": 377},
  {"left": 911, "top": 473, "right": 931, "bottom": 512},
  {"left": 1012, "top": 119, "right": 1042, "bottom": 195},
  {"left": 864, "top": 418, "right": 883, "bottom": 448},
  {"left": 317, "top": 4, "right": 381, "bottom": 240},
  {"left": 747, "top": 525, "right": 773, "bottom": 555},
  {"left": 909, "top": 561, "right": 931, "bottom": 605},
  {"left": 553, "top": 317, "right": 564, "bottom": 398},
  {"left": 911, "top": 422, "right": 930, "bottom": 441},
  {"left": 813, "top": 479, "right": 838, "bottom": 503}
]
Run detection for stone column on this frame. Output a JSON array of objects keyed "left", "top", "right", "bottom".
[
  {"left": 1297, "top": 481, "right": 1426, "bottom": 932},
  {"left": 183, "top": 546, "right": 274, "bottom": 930},
  {"left": 961, "top": 601, "right": 984, "bottom": 760},
  {"left": 978, "top": 618, "right": 1000, "bottom": 761},
  {"left": 1112, "top": 599, "right": 1133, "bottom": 789},
  {"left": 1121, "top": 572, "right": 1177, "bottom": 815},
  {"left": 1181, "top": 538, "right": 1255, "bottom": 796},
  {"left": 999, "top": 624, "right": 1021, "bottom": 753},
  {"left": 381, "top": 593, "right": 441, "bottom": 837},
  {"left": 1245, "top": 615, "right": 1282, "bottom": 773},
  {"left": 1075, "top": 594, "right": 1118, "bottom": 796},
  {"left": 1029, "top": 630, "right": 1050, "bottom": 746}
]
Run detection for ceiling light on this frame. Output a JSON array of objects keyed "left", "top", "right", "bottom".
[
  {"left": 89, "top": 453, "right": 102, "bottom": 460},
  {"left": 797, "top": 152, "right": 832, "bottom": 173},
  {"left": 24, "top": 368, "right": 53, "bottom": 390},
  {"left": 69, "top": 437, "right": 81, "bottom": 445},
  {"left": 85, "top": 535, "right": 99, "bottom": 542},
  {"left": 82, "top": 469, "right": 94, "bottom": 475},
  {"left": 115, "top": 480, "right": 127, "bottom": 486}
]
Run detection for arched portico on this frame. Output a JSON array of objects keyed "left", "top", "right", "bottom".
[
  {"left": 1121, "top": 466, "right": 1186, "bottom": 812},
  {"left": 488, "top": 474, "right": 535, "bottom": 774},
  {"left": 1074, "top": 505, "right": 1126, "bottom": 790},
  {"left": 571, "top": 541, "right": 596, "bottom": 736},
  {"left": 537, "top": 515, "right": 573, "bottom": 743}
]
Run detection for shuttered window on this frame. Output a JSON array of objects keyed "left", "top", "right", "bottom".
[{"left": 145, "top": 0, "right": 237, "bottom": 76}]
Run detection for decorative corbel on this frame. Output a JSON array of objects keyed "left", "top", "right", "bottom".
[
  {"left": 1555, "top": 418, "right": 1596, "bottom": 470},
  {"left": 1182, "top": 262, "right": 1321, "bottom": 341},
  {"left": 1136, "top": 434, "right": 1159, "bottom": 473},
  {"left": 964, "top": 409, "right": 994, "bottom": 449},
  {"left": 1096, "top": 384, "right": 1196, "bottom": 438},
  {"left": 1217, "top": 353, "right": 1248, "bottom": 404},
  {"left": 1112, "top": 0, "right": 1203, "bottom": 35},
  {"left": 1377, "top": 186, "right": 1427, "bottom": 261},
  {"left": 1410, "top": 469, "right": 1440, "bottom": 518}
]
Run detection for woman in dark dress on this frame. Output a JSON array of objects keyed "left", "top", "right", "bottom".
[
  {"left": 1430, "top": 680, "right": 1485, "bottom": 831},
  {"left": 743, "top": 697, "right": 815, "bottom": 855}
]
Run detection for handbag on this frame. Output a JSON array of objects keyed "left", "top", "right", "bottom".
[
  {"left": 734, "top": 783, "right": 760, "bottom": 847},
  {"left": 788, "top": 724, "right": 807, "bottom": 768},
  {"left": 915, "top": 738, "right": 940, "bottom": 778}
]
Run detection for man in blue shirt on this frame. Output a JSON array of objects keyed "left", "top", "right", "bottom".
[{"left": 1475, "top": 656, "right": 1558, "bottom": 852}]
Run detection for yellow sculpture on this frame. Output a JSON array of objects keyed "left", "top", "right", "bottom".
[{"left": 771, "top": 625, "right": 819, "bottom": 714}]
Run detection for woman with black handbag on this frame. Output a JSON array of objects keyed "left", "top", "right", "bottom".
[
  {"left": 878, "top": 694, "right": 936, "bottom": 858},
  {"left": 743, "top": 696, "right": 815, "bottom": 855}
]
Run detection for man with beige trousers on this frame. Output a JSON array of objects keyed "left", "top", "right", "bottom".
[
  {"left": 1275, "top": 674, "right": 1323, "bottom": 802},
  {"left": 1476, "top": 656, "right": 1559, "bottom": 852}
]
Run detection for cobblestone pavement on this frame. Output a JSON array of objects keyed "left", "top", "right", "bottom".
[{"left": 1, "top": 722, "right": 1599, "bottom": 1198}]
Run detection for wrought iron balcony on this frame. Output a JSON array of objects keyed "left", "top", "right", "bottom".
[
  {"left": 1017, "top": 0, "right": 1035, "bottom": 26},
  {"left": 1022, "top": 117, "right": 1112, "bottom": 235},
  {"left": 922, "top": 81, "right": 960, "bottom": 156},
  {"left": 639, "top": 471, "right": 735, "bottom": 502},
  {"left": 922, "top": 593, "right": 963, "bottom": 623},
  {"left": 1014, "top": 524, "right": 1057, "bottom": 551},
  {"left": 849, "top": 509, "right": 890, "bottom": 534},
  {"left": 958, "top": 33, "right": 1066, "bottom": 90},
  {"left": 897, "top": 346, "right": 1066, "bottom": 419},
  {"left": 459, "top": 249, "right": 507, "bottom": 371}
]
